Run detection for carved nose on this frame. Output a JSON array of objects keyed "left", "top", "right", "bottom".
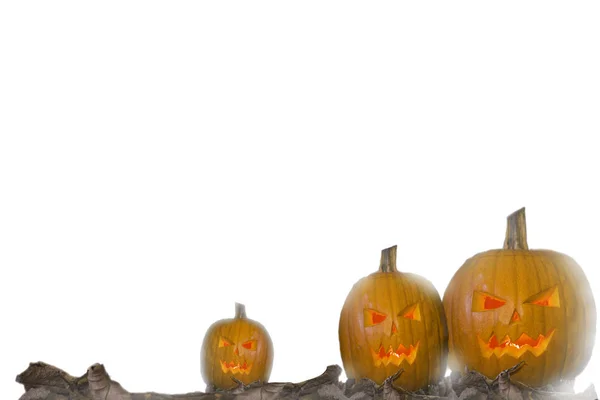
[
  {"left": 511, "top": 309, "right": 521, "bottom": 324},
  {"left": 391, "top": 322, "right": 398, "bottom": 335},
  {"left": 234, "top": 347, "right": 239, "bottom": 356}
]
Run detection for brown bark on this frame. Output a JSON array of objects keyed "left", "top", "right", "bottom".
[{"left": 16, "top": 362, "right": 597, "bottom": 400}]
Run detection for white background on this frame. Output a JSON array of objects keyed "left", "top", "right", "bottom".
[{"left": 1, "top": 1, "right": 599, "bottom": 398}]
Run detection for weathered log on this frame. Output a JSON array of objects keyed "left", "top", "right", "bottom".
[{"left": 15, "top": 362, "right": 598, "bottom": 400}]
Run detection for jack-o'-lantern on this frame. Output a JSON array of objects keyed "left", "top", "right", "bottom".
[
  {"left": 443, "top": 208, "right": 596, "bottom": 387},
  {"left": 201, "top": 303, "right": 273, "bottom": 389},
  {"left": 339, "top": 245, "right": 448, "bottom": 391}
]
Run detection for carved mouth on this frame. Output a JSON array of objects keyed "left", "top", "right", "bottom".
[
  {"left": 220, "top": 360, "right": 253, "bottom": 375},
  {"left": 478, "top": 329, "right": 555, "bottom": 358},
  {"left": 371, "top": 342, "right": 420, "bottom": 366}
]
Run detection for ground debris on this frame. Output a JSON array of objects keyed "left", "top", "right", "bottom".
[{"left": 16, "top": 362, "right": 598, "bottom": 400}]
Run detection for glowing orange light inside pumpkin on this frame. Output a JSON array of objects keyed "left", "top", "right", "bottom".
[
  {"left": 373, "top": 313, "right": 386, "bottom": 324},
  {"left": 472, "top": 291, "right": 506, "bottom": 312},
  {"left": 220, "top": 360, "right": 254, "bottom": 375},
  {"left": 219, "top": 337, "right": 233, "bottom": 347},
  {"left": 242, "top": 340, "right": 257, "bottom": 351},
  {"left": 525, "top": 286, "right": 560, "bottom": 308},
  {"left": 399, "top": 303, "right": 421, "bottom": 321},
  {"left": 371, "top": 342, "right": 420, "bottom": 366},
  {"left": 478, "top": 329, "right": 555, "bottom": 358},
  {"left": 364, "top": 309, "right": 387, "bottom": 326},
  {"left": 511, "top": 310, "right": 521, "bottom": 322},
  {"left": 485, "top": 297, "right": 505, "bottom": 309}
]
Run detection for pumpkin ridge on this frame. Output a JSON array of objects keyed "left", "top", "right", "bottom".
[
  {"left": 533, "top": 253, "right": 550, "bottom": 384},
  {"left": 550, "top": 253, "right": 575, "bottom": 379},
  {"left": 423, "top": 275, "right": 443, "bottom": 385},
  {"left": 492, "top": 252, "right": 503, "bottom": 376},
  {"left": 420, "top": 276, "right": 433, "bottom": 385}
]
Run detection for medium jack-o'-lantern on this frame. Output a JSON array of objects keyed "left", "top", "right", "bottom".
[
  {"left": 339, "top": 246, "right": 448, "bottom": 391},
  {"left": 443, "top": 208, "right": 596, "bottom": 387},
  {"left": 201, "top": 303, "right": 273, "bottom": 389}
]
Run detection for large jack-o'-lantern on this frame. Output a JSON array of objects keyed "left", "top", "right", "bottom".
[
  {"left": 339, "top": 245, "right": 448, "bottom": 391},
  {"left": 201, "top": 303, "right": 273, "bottom": 389},
  {"left": 443, "top": 208, "right": 596, "bottom": 387}
]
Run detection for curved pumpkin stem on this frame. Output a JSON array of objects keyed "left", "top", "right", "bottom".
[
  {"left": 235, "top": 303, "right": 247, "bottom": 319},
  {"left": 503, "top": 207, "right": 529, "bottom": 250},
  {"left": 379, "top": 245, "right": 398, "bottom": 272}
]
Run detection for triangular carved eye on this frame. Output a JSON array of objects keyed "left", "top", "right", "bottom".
[
  {"left": 472, "top": 291, "right": 506, "bottom": 312},
  {"left": 219, "top": 337, "right": 233, "bottom": 347},
  {"left": 399, "top": 303, "right": 421, "bottom": 321},
  {"left": 525, "top": 286, "right": 560, "bottom": 308},
  {"left": 241, "top": 340, "right": 257, "bottom": 351},
  {"left": 364, "top": 309, "right": 387, "bottom": 327}
]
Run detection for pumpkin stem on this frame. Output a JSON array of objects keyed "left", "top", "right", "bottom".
[
  {"left": 235, "top": 303, "right": 247, "bottom": 319},
  {"left": 379, "top": 245, "right": 398, "bottom": 272},
  {"left": 503, "top": 207, "right": 529, "bottom": 250}
]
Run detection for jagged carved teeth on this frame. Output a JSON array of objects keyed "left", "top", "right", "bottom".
[
  {"left": 478, "top": 329, "right": 555, "bottom": 358},
  {"left": 371, "top": 342, "right": 420, "bottom": 366},
  {"left": 220, "top": 360, "right": 253, "bottom": 375}
]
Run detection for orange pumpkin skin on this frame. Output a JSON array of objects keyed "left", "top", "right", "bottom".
[
  {"left": 201, "top": 303, "right": 273, "bottom": 389},
  {"left": 443, "top": 209, "right": 596, "bottom": 387},
  {"left": 339, "top": 246, "right": 448, "bottom": 391}
]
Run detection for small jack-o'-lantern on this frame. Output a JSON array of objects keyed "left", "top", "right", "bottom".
[
  {"left": 201, "top": 303, "right": 273, "bottom": 389},
  {"left": 339, "top": 246, "right": 448, "bottom": 391},
  {"left": 443, "top": 208, "right": 596, "bottom": 387}
]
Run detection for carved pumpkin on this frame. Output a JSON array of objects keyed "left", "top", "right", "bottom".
[
  {"left": 339, "top": 245, "right": 448, "bottom": 391},
  {"left": 443, "top": 208, "right": 596, "bottom": 387},
  {"left": 201, "top": 303, "right": 274, "bottom": 389}
]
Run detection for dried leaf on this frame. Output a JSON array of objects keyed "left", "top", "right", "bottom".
[
  {"left": 16, "top": 362, "right": 87, "bottom": 394},
  {"left": 445, "top": 388, "right": 459, "bottom": 400},
  {"left": 343, "top": 378, "right": 376, "bottom": 399},
  {"left": 453, "top": 370, "right": 492, "bottom": 397},
  {"left": 87, "top": 363, "right": 131, "bottom": 400},
  {"left": 494, "top": 361, "right": 526, "bottom": 399},
  {"left": 457, "top": 387, "right": 485, "bottom": 400}
]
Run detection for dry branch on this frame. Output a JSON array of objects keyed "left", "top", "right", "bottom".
[{"left": 16, "top": 362, "right": 597, "bottom": 400}]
